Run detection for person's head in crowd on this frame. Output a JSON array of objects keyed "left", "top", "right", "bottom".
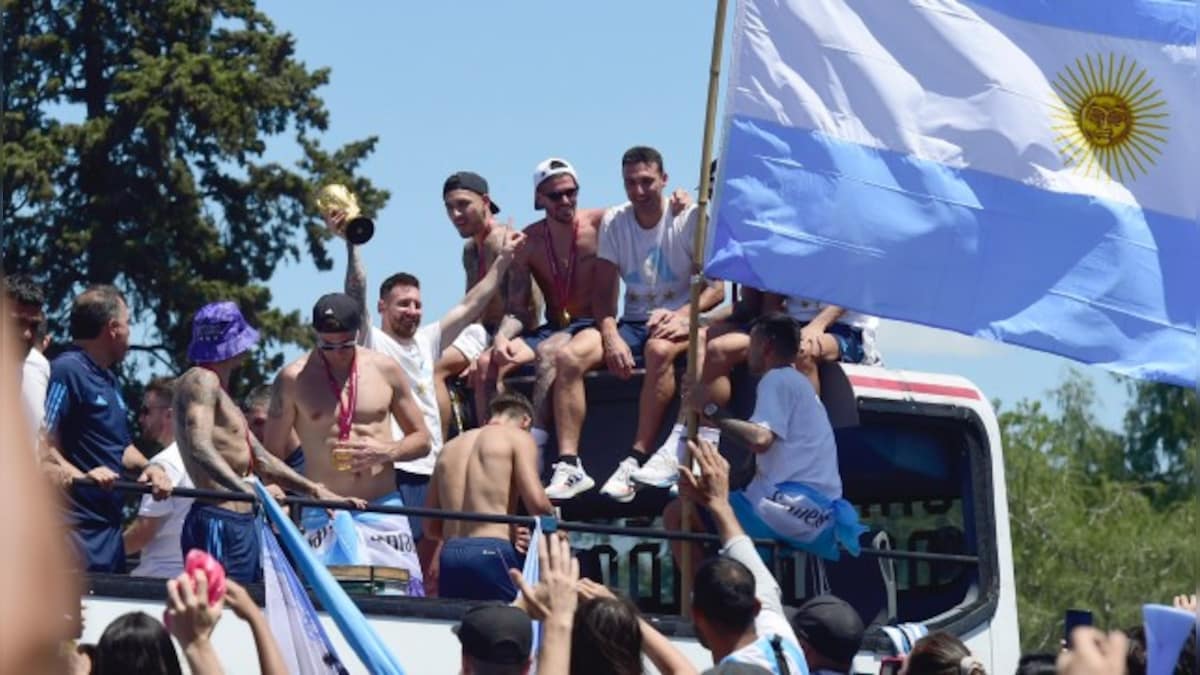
[
  {"left": 621, "top": 145, "right": 669, "bottom": 212},
  {"left": 92, "top": 611, "right": 183, "bottom": 675},
  {"left": 1124, "top": 624, "right": 1198, "bottom": 675},
  {"left": 532, "top": 157, "right": 579, "bottom": 224},
  {"left": 691, "top": 556, "right": 761, "bottom": 659},
  {"left": 0, "top": 292, "right": 81, "bottom": 674},
  {"left": 311, "top": 292, "right": 362, "bottom": 364},
  {"left": 790, "top": 595, "right": 865, "bottom": 673},
  {"left": 455, "top": 603, "right": 533, "bottom": 675},
  {"left": 1014, "top": 653, "right": 1057, "bottom": 675},
  {"left": 3, "top": 273, "right": 45, "bottom": 358},
  {"left": 70, "top": 284, "right": 130, "bottom": 368},
  {"left": 139, "top": 376, "right": 176, "bottom": 449},
  {"left": 570, "top": 595, "right": 643, "bottom": 675},
  {"left": 747, "top": 313, "right": 800, "bottom": 376},
  {"left": 487, "top": 391, "right": 535, "bottom": 430},
  {"left": 901, "top": 632, "right": 985, "bottom": 675},
  {"left": 242, "top": 384, "right": 273, "bottom": 443},
  {"left": 378, "top": 273, "right": 422, "bottom": 339},
  {"left": 444, "top": 171, "right": 500, "bottom": 240},
  {"left": 187, "top": 300, "right": 260, "bottom": 373}
]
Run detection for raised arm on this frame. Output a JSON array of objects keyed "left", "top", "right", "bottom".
[
  {"left": 439, "top": 228, "right": 525, "bottom": 349},
  {"left": 496, "top": 231, "right": 536, "bottom": 342},
  {"left": 513, "top": 432, "right": 554, "bottom": 515},
  {"left": 176, "top": 371, "right": 251, "bottom": 494},
  {"left": 344, "top": 240, "right": 371, "bottom": 346}
]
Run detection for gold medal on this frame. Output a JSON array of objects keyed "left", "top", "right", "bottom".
[{"left": 559, "top": 308, "right": 571, "bottom": 327}]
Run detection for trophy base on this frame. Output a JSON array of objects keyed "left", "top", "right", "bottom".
[{"left": 346, "top": 217, "right": 375, "bottom": 245}]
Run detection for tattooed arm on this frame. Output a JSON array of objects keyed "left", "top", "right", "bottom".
[
  {"left": 345, "top": 239, "right": 371, "bottom": 346},
  {"left": 175, "top": 370, "right": 251, "bottom": 494},
  {"left": 496, "top": 229, "right": 535, "bottom": 341}
]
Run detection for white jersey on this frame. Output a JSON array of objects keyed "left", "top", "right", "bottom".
[
  {"left": 364, "top": 324, "right": 443, "bottom": 475},
  {"left": 598, "top": 200, "right": 699, "bottom": 321},
  {"left": 720, "top": 535, "right": 808, "bottom": 674},
  {"left": 130, "top": 443, "right": 194, "bottom": 578}
]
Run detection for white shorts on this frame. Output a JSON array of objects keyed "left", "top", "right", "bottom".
[{"left": 450, "top": 323, "right": 490, "bottom": 362}]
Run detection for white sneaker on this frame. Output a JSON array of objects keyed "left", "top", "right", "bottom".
[
  {"left": 600, "top": 457, "right": 640, "bottom": 503},
  {"left": 630, "top": 445, "right": 679, "bottom": 488},
  {"left": 545, "top": 460, "right": 594, "bottom": 500}
]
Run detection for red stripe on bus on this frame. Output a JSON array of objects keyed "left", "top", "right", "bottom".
[{"left": 848, "top": 375, "right": 981, "bottom": 400}]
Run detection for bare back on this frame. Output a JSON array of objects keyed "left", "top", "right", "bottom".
[
  {"left": 290, "top": 348, "right": 400, "bottom": 501},
  {"left": 432, "top": 423, "right": 550, "bottom": 541}
]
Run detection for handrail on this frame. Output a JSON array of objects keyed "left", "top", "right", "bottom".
[{"left": 80, "top": 478, "right": 981, "bottom": 565}]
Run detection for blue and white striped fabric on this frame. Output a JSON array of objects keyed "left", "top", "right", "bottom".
[
  {"left": 707, "top": 0, "right": 1199, "bottom": 386},
  {"left": 520, "top": 518, "right": 545, "bottom": 664},
  {"left": 254, "top": 482, "right": 406, "bottom": 675},
  {"left": 261, "top": 520, "right": 347, "bottom": 675}
]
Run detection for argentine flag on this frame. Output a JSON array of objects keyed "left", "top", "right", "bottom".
[{"left": 707, "top": 0, "right": 1198, "bottom": 386}]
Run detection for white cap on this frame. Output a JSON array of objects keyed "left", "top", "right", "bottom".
[{"left": 532, "top": 158, "right": 579, "bottom": 209}]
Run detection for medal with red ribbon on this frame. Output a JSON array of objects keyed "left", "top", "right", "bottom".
[
  {"left": 544, "top": 219, "right": 578, "bottom": 328},
  {"left": 318, "top": 351, "right": 358, "bottom": 442}
]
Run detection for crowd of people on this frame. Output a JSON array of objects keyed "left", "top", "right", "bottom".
[{"left": 3, "top": 147, "right": 1196, "bottom": 674}]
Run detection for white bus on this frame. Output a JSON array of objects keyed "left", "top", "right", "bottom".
[{"left": 80, "top": 362, "right": 1019, "bottom": 673}]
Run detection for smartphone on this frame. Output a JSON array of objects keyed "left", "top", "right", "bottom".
[
  {"left": 879, "top": 656, "right": 905, "bottom": 675},
  {"left": 1064, "top": 608, "right": 1093, "bottom": 647}
]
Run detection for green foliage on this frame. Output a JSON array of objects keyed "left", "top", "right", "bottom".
[
  {"left": 2, "top": 0, "right": 388, "bottom": 403},
  {"left": 1125, "top": 382, "right": 1199, "bottom": 506},
  {"left": 1001, "top": 372, "right": 1197, "bottom": 653}
]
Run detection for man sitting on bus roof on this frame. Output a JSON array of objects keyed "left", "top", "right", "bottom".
[{"left": 547, "top": 146, "right": 724, "bottom": 502}]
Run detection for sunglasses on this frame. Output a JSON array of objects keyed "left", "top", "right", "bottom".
[
  {"left": 542, "top": 187, "right": 578, "bottom": 202},
  {"left": 318, "top": 337, "right": 357, "bottom": 351}
]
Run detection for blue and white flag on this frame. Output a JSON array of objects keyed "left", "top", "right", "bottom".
[
  {"left": 261, "top": 521, "right": 347, "bottom": 675},
  {"left": 254, "top": 482, "right": 406, "bottom": 675},
  {"left": 707, "top": 0, "right": 1199, "bottom": 386},
  {"left": 520, "top": 517, "right": 545, "bottom": 662}
]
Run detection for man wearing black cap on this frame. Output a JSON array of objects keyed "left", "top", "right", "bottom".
[
  {"left": 265, "top": 293, "right": 432, "bottom": 592},
  {"left": 455, "top": 603, "right": 534, "bottom": 675},
  {"left": 436, "top": 171, "right": 541, "bottom": 443},
  {"left": 790, "top": 595, "right": 865, "bottom": 674}
]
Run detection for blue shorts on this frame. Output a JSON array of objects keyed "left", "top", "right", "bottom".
[
  {"left": 615, "top": 320, "right": 651, "bottom": 358},
  {"left": 284, "top": 447, "right": 306, "bottom": 475},
  {"left": 520, "top": 318, "right": 595, "bottom": 354},
  {"left": 393, "top": 470, "right": 429, "bottom": 542},
  {"left": 181, "top": 503, "right": 262, "bottom": 584},
  {"left": 70, "top": 523, "right": 124, "bottom": 573},
  {"left": 803, "top": 322, "right": 866, "bottom": 364},
  {"left": 438, "top": 537, "right": 522, "bottom": 602}
]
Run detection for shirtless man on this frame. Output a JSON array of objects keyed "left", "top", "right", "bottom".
[
  {"left": 424, "top": 392, "right": 553, "bottom": 601},
  {"left": 487, "top": 158, "right": 607, "bottom": 457},
  {"left": 175, "top": 301, "right": 359, "bottom": 584},
  {"left": 265, "top": 293, "right": 431, "bottom": 593},
  {"left": 439, "top": 171, "right": 543, "bottom": 427}
]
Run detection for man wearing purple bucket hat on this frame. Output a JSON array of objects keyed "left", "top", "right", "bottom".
[{"left": 175, "top": 301, "right": 363, "bottom": 583}]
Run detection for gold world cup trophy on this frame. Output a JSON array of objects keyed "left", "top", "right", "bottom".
[{"left": 316, "top": 184, "right": 375, "bottom": 245}]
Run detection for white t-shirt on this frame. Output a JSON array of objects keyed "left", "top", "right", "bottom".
[
  {"left": 131, "top": 443, "right": 194, "bottom": 578},
  {"left": 364, "top": 324, "right": 443, "bottom": 475},
  {"left": 747, "top": 367, "right": 842, "bottom": 502},
  {"left": 721, "top": 535, "right": 806, "bottom": 673},
  {"left": 598, "top": 201, "right": 699, "bottom": 321},
  {"left": 22, "top": 348, "right": 49, "bottom": 448}
]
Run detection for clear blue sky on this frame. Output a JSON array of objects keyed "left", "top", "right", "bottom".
[{"left": 246, "top": 1, "right": 1132, "bottom": 428}]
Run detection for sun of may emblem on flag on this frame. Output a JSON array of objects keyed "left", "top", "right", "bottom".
[{"left": 1051, "top": 53, "right": 1168, "bottom": 183}]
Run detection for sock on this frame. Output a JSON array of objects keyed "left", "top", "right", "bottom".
[
  {"left": 630, "top": 449, "right": 650, "bottom": 466},
  {"left": 531, "top": 427, "right": 550, "bottom": 447},
  {"left": 557, "top": 455, "right": 580, "bottom": 467}
]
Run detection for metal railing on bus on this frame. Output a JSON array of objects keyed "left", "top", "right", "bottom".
[{"left": 81, "top": 478, "right": 981, "bottom": 567}]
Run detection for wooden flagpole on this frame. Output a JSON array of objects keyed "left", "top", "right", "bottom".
[{"left": 680, "top": 0, "right": 730, "bottom": 617}]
